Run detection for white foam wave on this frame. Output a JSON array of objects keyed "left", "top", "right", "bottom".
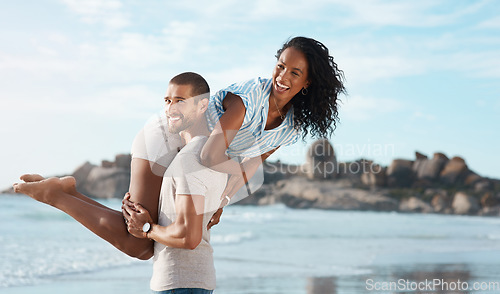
[
  {"left": 0, "top": 241, "right": 137, "bottom": 288},
  {"left": 486, "top": 234, "right": 500, "bottom": 240},
  {"left": 211, "top": 231, "right": 254, "bottom": 245}
]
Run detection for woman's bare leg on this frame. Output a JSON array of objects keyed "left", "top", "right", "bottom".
[{"left": 13, "top": 158, "right": 163, "bottom": 260}]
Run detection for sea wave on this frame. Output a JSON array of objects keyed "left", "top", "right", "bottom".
[
  {"left": 0, "top": 252, "right": 137, "bottom": 288},
  {"left": 486, "top": 234, "right": 500, "bottom": 240},
  {"left": 211, "top": 231, "right": 254, "bottom": 245}
]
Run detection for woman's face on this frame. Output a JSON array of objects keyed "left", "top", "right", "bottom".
[{"left": 271, "top": 47, "right": 310, "bottom": 101}]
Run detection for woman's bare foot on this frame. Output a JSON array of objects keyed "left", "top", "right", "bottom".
[
  {"left": 20, "top": 174, "right": 78, "bottom": 195},
  {"left": 13, "top": 175, "right": 77, "bottom": 206},
  {"left": 20, "top": 174, "right": 45, "bottom": 182}
]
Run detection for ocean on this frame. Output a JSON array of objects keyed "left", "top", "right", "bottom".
[{"left": 1, "top": 194, "right": 500, "bottom": 294}]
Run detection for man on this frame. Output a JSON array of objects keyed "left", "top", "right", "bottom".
[
  {"left": 13, "top": 72, "right": 226, "bottom": 293},
  {"left": 123, "top": 73, "right": 226, "bottom": 293}
]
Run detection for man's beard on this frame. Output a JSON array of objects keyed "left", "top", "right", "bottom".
[{"left": 168, "top": 116, "right": 193, "bottom": 134}]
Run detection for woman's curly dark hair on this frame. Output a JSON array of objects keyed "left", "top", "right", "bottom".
[{"left": 276, "top": 36, "right": 346, "bottom": 139}]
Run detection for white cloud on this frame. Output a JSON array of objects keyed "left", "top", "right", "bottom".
[
  {"left": 341, "top": 54, "right": 427, "bottom": 85},
  {"left": 412, "top": 111, "right": 436, "bottom": 122},
  {"left": 206, "top": 64, "right": 270, "bottom": 92},
  {"left": 248, "top": 0, "right": 325, "bottom": 20},
  {"left": 103, "top": 32, "right": 177, "bottom": 66},
  {"left": 476, "top": 16, "right": 500, "bottom": 29},
  {"left": 0, "top": 83, "right": 161, "bottom": 124},
  {"left": 59, "top": 0, "right": 130, "bottom": 29},
  {"left": 340, "top": 95, "right": 405, "bottom": 121},
  {"left": 332, "top": 0, "right": 487, "bottom": 28},
  {"left": 442, "top": 51, "right": 500, "bottom": 78},
  {"left": 78, "top": 85, "right": 164, "bottom": 118}
]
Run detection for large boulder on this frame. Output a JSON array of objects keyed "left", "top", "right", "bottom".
[
  {"left": 272, "top": 177, "right": 398, "bottom": 211},
  {"left": 465, "top": 172, "right": 483, "bottom": 187},
  {"left": 115, "top": 154, "right": 132, "bottom": 170},
  {"left": 426, "top": 189, "right": 451, "bottom": 213},
  {"left": 387, "top": 159, "right": 414, "bottom": 187},
  {"left": 72, "top": 161, "right": 97, "bottom": 191},
  {"left": 479, "top": 206, "right": 500, "bottom": 216},
  {"left": 361, "top": 164, "right": 386, "bottom": 187},
  {"left": 431, "top": 194, "right": 451, "bottom": 213},
  {"left": 413, "top": 152, "right": 449, "bottom": 181},
  {"left": 101, "top": 160, "right": 115, "bottom": 168},
  {"left": 304, "top": 139, "right": 338, "bottom": 180},
  {"left": 480, "top": 192, "right": 499, "bottom": 208},
  {"left": 475, "top": 179, "right": 493, "bottom": 193},
  {"left": 81, "top": 166, "right": 130, "bottom": 199},
  {"left": 440, "top": 157, "right": 468, "bottom": 185},
  {"left": 337, "top": 160, "right": 368, "bottom": 185},
  {"left": 399, "top": 196, "right": 433, "bottom": 213},
  {"left": 451, "top": 192, "right": 479, "bottom": 215}
]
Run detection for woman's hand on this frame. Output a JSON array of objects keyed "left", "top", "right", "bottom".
[
  {"left": 207, "top": 208, "right": 223, "bottom": 230},
  {"left": 122, "top": 195, "right": 154, "bottom": 239}
]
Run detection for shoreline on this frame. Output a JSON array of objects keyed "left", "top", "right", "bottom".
[
  {"left": 2, "top": 197, "right": 500, "bottom": 294},
  {"left": 3, "top": 191, "right": 499, "bottom": 217}
]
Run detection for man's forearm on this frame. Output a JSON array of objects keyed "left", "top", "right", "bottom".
[
  {"left": 148, "top": 222, "right": 200, "bottom": 250},
  {"left": 146, "top": 194, "right": 204, "bottom": 250}
]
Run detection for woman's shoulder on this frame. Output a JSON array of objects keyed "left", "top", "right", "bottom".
[{"left": 225, "top": 77, "right": 270, "bottom": 93}]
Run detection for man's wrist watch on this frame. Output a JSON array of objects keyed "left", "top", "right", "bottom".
[{"left": 142, "top": 222, "right": 151, "bottom": 238}]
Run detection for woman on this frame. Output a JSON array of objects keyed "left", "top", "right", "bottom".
[{"left": 197, "top": 36, "right": 345, "bottom": 226}]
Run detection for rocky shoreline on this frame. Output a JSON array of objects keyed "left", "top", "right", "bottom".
[
  {"left": 243, "top": 139, "right": 500, "bottom": 216},
  {"left": 4, "top": 139, "right": 499, "bottom": 216}
]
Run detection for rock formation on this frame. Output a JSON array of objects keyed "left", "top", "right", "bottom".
[
  {"left": 413, "top": 152, "right": 449, "bottom": 182},
  {"left": 387, "top": 159, "right": 414, "bottom": 187},
  {"left": 70, "top": 154, "right": 132, "bottom": 199},
  {"left": 452, "top": 192, "right": 480, "bottom": 215},
  {"left": 4, "top": 140, "right": 500, "bottom": 216},
  {"left": 303, "top": 139, "right": 338, "bottom": 180}
]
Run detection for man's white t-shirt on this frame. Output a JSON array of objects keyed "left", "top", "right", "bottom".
[
  {"left": 131, "top": 121, "right": 226, "bottom": 291},
  {"left": 152, "top": 136, "right": 226, "bottom": 291},
  {"left": 131, "top": 113, "right": 183, "bottom": 173}
]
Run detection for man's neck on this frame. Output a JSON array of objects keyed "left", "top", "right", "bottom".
[{"left": 179, "top": 119, "right": 210, "bottom": 145}]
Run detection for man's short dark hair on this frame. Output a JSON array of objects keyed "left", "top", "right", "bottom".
[{"left": 169, "top": 72, "right": 210, "bottom": 100}]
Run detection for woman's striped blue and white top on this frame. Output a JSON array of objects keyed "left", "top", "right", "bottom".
[{"left": 206, "top": 77, "right": 299, "bottom": 158}]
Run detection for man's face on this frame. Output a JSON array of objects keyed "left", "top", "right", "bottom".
[{"left": 164, "top": 83, "right": 201, "bottom": 134}]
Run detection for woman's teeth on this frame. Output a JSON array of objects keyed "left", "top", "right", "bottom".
[{"left": 276, "top": 82, "right": 289, "bottom": 91}]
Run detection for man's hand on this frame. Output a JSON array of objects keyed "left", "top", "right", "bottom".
[
  {"left": 122, "top": 196, "right": 153, "bottom": 239},
  {"left": 207, "top": 208, "right": 223, "bottom": 230}
]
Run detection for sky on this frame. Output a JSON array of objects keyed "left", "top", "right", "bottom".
[{"left": 1, "top": 0, "right": 499, "bottom": 190}]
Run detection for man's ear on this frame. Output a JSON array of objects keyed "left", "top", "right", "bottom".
[{"left": 199, "top": 98, "right": 209, "bottom": 113}]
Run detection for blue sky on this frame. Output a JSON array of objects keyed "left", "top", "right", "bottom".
[{"left": 1, "top": 0, "right": 499, "bottom": 189}]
